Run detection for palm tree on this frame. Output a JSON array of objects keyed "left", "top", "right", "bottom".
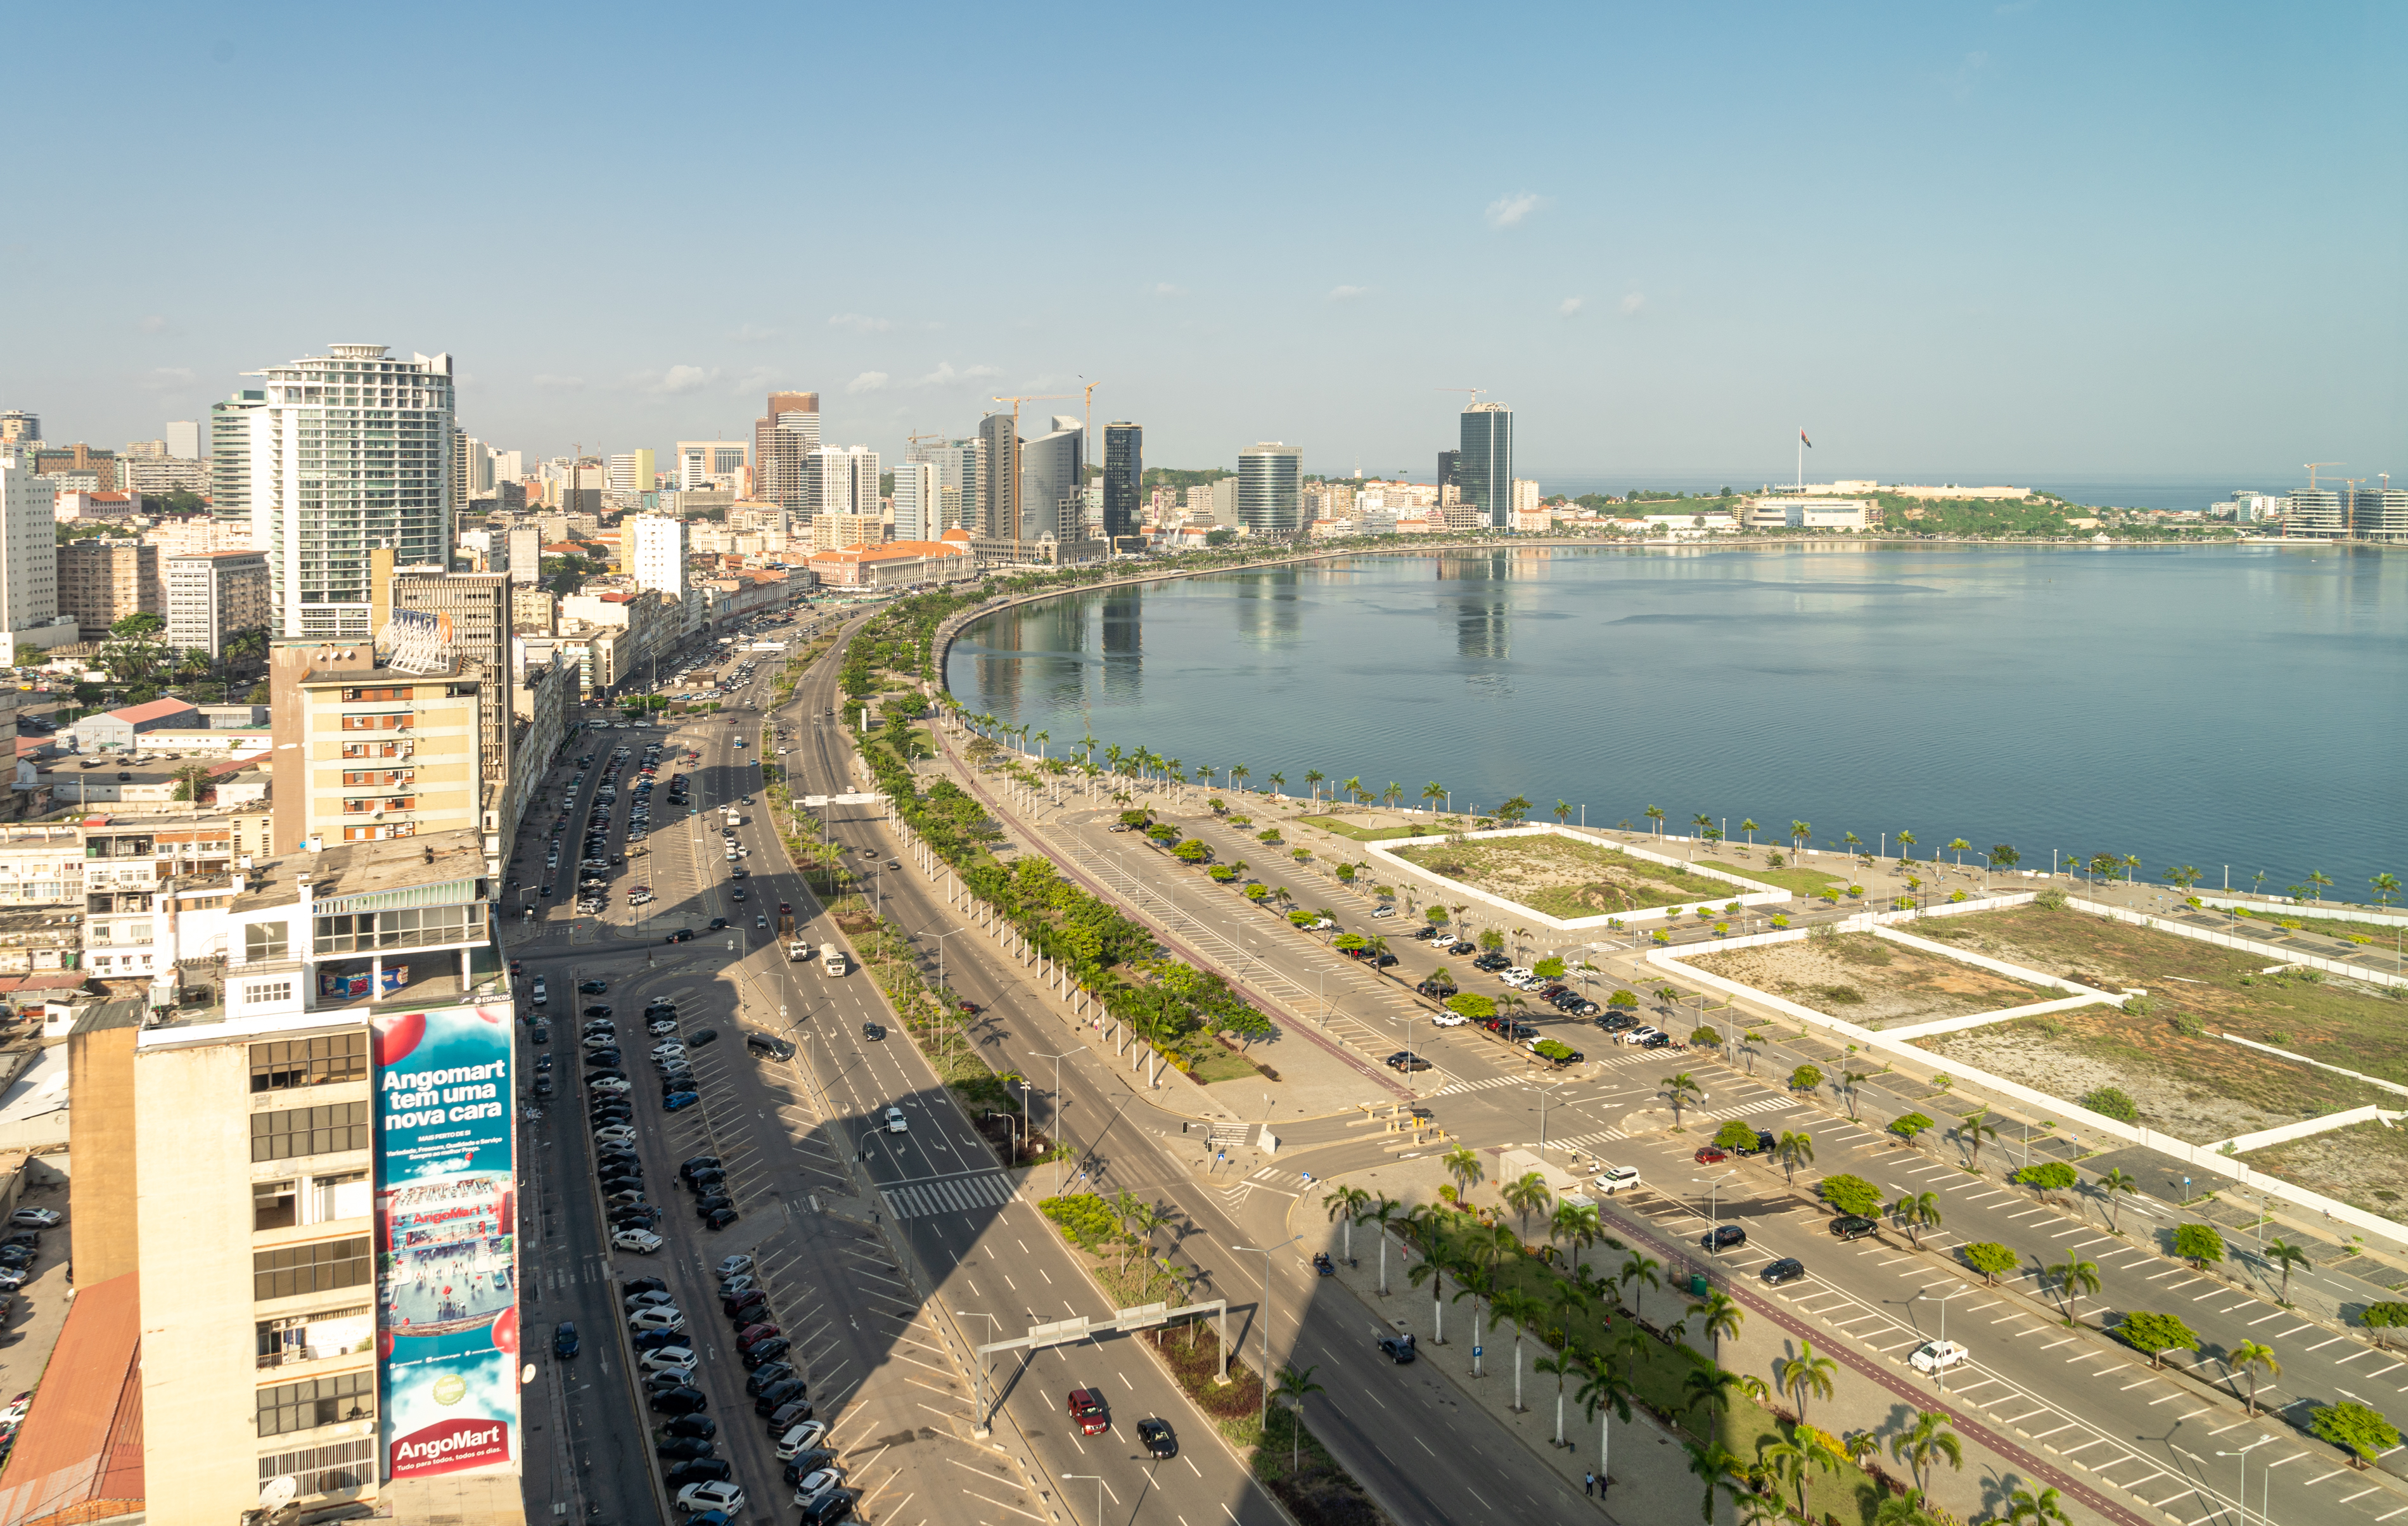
[
  {"left": 1617, "top": 1252, "right": 1661, "bottom": 1307},
  {"left": 1691, "top": 812, "right": 1713, "bottom": 842},
  {"left": 1897, "top": 829, "right": 1918, "bottom": 862},
  {"left": 1690, "top": 1289, "right": 1744, "bottom": 1362},
  {"left": 1303, "top": 768, "right": 1324, "bottom": 801},
  {"left": 1265, "top": 771, "right": 1284, "bottom": 798},
  {"left": 1575, "top": 1345, "right": 1636, "bottom": 1497},
  {"left": 2373, "top": 872, "right": 2401, "bottom": 909},
  {"left": 1760, "top": 1437, "right": 1839, "bottom": 1521},
  {"left": 1333, "top": 774, "right": 1358, "bottom": 807},
  {"left": 1272, "top": 1362, "right": 1324, "bottom": 1472},
  {"left": 1405, "top": 1211, "right": 1456, "bottom": 1342},
  {"left": 1323, "top": 1184, "right": 1369, "bottom": 1260},
  {"left": 2226, "top": 1340, "right": 2279, "bottom": 1415},
  {"left": 1775, "top": 1338, "right": 1836, "bottom": 1421},
  {"left": 1875, "top": 1487, "right": 1944, "bottom": 1526},
  {"left": 1491, "top": 1288, "right": 1547, "bottom": 1411},
  {"left": 1889, "top": 1191, "right": 1942, "bottom": 1247},
  {"left": 1355, "top": 1193, "right": 1406, "bottom": 1295},
  {"left": 1682, "top": 1363, "right": 1743, "bottom": 1426},
  {"left": 1662, "top": 1072, "right": 1703, "bottom": 1125},
  {"left": 1230, "top": 764, "right": 1250, "bottom": 792},
  {"left": 1740, "top": 818, "right": 1758, "bottom": 847},
  {"left": 1442, "top": 1146, "right": 1485, "bottom": 1205},
  {"left": 1843, "top": 830, "right": 1862, "bottom": 858},
  {"left": 2265, "top": 1238, "right": 2310, "bottom": 1303},
  {"left": 1501, "top": 1170, "right": 1552, "bottom": 1240},
  {"left": 1550, "top": 1200, "right": 1607, "bottom": 1274},
  {"left": 1385, "top": 781, "right": 1404, "bottom": 811},
  {"left": 2045, "top": 1254, "right": 2100, "bottom": 1321},
  {"left": 1838, "top": 1068, "right": 1872, "bottom": 1120},
  {"left": 1957, "top": 1108, "right": 2000, "bottom": 1169},
  {"left": 1535, "top": 1347, "right": 1580, "bottom": 1446},
  {"left": 1889, "top": 1410, "right": 1962, "bottom": 1494},
  {"left": 1420, "top": 780, "right": 1444, "bottom": 816},
  {"left": 2094, "top": 1166, "right": 2139, "bottom": 1233},
  {"left": 1945, "top": 837, "right": 1970, "bottom": 866},
  {"left": 2306, "top": 869, "right": 2332, "bottom": 902},
  {"left": 1776, "top": 1129, "right": 1815, "bottom": 1184},
  {"left": 1682, "top": 1441, "right": 1750, "bottom": 1525},
  {"left": 1646, "top": 805, "right": 1665, "bottom": 837},
  {"left": 1554, "top": 799, "right": 1572, "bottom": 824},
  {"left": 1791, "top": 820, "right": 1812, "bottom": 856},
  {"left": 2004, "top": 1485, "right": 2073, "bottom": 1526}
]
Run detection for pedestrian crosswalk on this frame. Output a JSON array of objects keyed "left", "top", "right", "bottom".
[
  {"left": 1696, "top": 1094, "right": 1802, "bottom": 1120},
  {"left": 1428, "top": 1074, "right": 1530, "bottom": 1097},
  {"left": 879, "top": 1170, "right": 1018, "bottom": 1219},
  {"left": 1550, "top": 1128, "right": 1630, "bottom": 1150}
]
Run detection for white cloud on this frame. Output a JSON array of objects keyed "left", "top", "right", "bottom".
[
  {"left": 1619, "top": 292, "right": 1646, "bottom": 316},
  {"left": 1151, "top": 283, "right": 1188, "bottom": 298},
  {"left": 1558, "top": 297, "right": 1584, "bottom": 317},
  {"left": 1326, "top": 285, "right": 1370, "bottom": 302},
  {"left": 656, "top": 364, "right": 714, "bottom": 395},
  {"left": 828, "top": 313, "right": 892, "bottom": 334},
  {"left": 1483, "top": 192, "right": 1546, "bottom": 229},
  {"left": 136, "top": 367, "right": 195, "bottom": 391},
  {"left": 846, "top": 371, "right": 889, "bottom": 394},
  {"left": 910, "top": 361, "right": 1002, "bottom": 389},
  {"left": 532, "top": 374, "right": 585, "bottom": 392}
]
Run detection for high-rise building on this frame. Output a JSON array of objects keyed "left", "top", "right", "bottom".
[
  {"left": 753, "top": 393, "right": 819, "bottom": 511},
  {"left": 805, "top": 446, "right": 879, "bottom": 522},
  {"left": 32, "top": 443, "right": 118, "bottom": 492},
  {"left": 505, "top": 525, "right": 542, "bottom": 586},
  {"left": 462, "top": 437, "right": 496, "bottom": 500},
  {"left": 625, "top": 514, "right": 687, "bottom": 603},
  {"left": 976, "top": 414, "right": 1020, "bottom": 541},
  {"left": 1238, "top": 444, "right": 1303, "bottom": 537},
  {"left": 676, "top": 439, "right": 750, "bottom": 491},
  {"left": 891, "top": 460, "right": 937, "bottom": 541},
  {"left": 1016, "top": 417, "right": 1083, "bottom": 544},
  {"left": 210, "top": 391, "right": 267, "bottom": 528},
  {"left": 245, "top": 345, "right": 456, "bottom": 639},
  {"left": 2283, "top": 490, "right": 2343, "bottom": 538},
  {"left": 607, "top": 449, "right": 655, "bottom": 494},
  {"left": 58, "top": 540, "right": 161, "bottom": 631},
  {"left": 163, "top": 549, "right": 271, "bottom": 658},
  {"left": 0, "top": 411, "right": 37, "bottom": 446},
  {"left": 2355, "top": 487, "right": 2408, "bottom": 542},
  {"left": 1101, "top": 421, "right": 1141, "bottom": 545},
  {"left": 389, "top": 573, "right": 513, "bottom": 833},
  {"left": 165, "top": 420, "right": 201, "bottom": 460},
  {"left": 906, "top": 437, "right": 980, "bottom": 532},
  {"left": 1512, "top": 479, "right": 1541, "bottom": 516},
  {"left": 1459, "top": 402, "right": 1513, "bottom": 528},
  {"left": 0, "top": 460, "right": 58, "bottom": 634},
  {"left": 1436, "top": 449, "right": 1461, "bottom": 504}
]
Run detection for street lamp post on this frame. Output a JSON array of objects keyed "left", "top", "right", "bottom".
[
  {"left": 1033, "top": 1046, "right": 1086, "bottom": 1196},
  {"left": 2215, "top": 1434, "right": 2275, "bottom": 1526},
  {"left": 1915, "top": 1286, "right": 1969, "bottom": 1393},
  {"left": 1694, "top": 1169, "right": 1734, "bottom": 1240},
  {"left": 1231, "top": 1235, "right": 1300, "bottom": 1439}
]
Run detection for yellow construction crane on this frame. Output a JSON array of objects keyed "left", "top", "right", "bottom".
[
  {"left": 987, "top": 394, "right": 1081, "bottom": 552},
  {"left": 2304, "top": 461, "right": 2343, "bottom": 490},
  {"left": 1438, "top": 387, "right": 1487, "bottom": 408}
]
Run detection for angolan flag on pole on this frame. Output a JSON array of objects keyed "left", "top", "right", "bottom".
[{"left": 1800, "top": 429, "right": 1813, "bottom": 447}]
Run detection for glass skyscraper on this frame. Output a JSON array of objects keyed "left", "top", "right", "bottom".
[
  {"left": 1101, "top": 421, "right": 1141, "bottom": 545},
  {"left": 1238, "top": 443, "right": 1303, "bottom": 537},
  {"left": 1459, "top": 403, "right": 1512, "bottom": 528}
]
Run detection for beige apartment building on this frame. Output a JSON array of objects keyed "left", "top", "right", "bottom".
[
  {"left": 56, "top": 539, "right": 160, "bottom": 632},
  {"left": 268, "top": 645, "right": 490, "bottom": 858}
]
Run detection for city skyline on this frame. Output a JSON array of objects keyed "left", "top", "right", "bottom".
[{"left": 3, "top": 4, "right": 2398, "bottom": 486}]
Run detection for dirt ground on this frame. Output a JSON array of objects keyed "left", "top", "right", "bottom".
[
  {"left": 2245, "top": 1120, "right": 2408, "bottom": 1226},
  {"left": 1392, "top": 831, "right": 1739, "bottom": 918},
  {"left": 1692, "top": 930, "right": 2049, "bottom": 1026}
]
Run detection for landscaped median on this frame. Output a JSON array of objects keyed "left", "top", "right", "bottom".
[{"left": 1035, "top": 1191, "right": 1389, "bottom": 1526}]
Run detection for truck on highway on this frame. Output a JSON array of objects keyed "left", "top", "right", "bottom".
[
  {"left": 820, "top": 944, "right": 848, "bottom": 976},
  {"left": 788, "top": 940, "right": 812, "bottom": 963}
]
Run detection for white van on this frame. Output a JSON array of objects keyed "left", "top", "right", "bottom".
[{"left": 820, "top": 944, "right": 848, "bottom": 976}]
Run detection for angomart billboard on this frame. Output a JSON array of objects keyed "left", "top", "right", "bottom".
[{"left": 371, "top": 1005, "right": 520, "bottom": 1480}]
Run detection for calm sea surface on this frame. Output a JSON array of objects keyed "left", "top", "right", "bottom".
[{"left": 947, "top": 545, "right": 2408, "bottom": 895}]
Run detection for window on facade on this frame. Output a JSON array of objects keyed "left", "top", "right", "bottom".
[
  {"left": 312, "top": 901, "right": 482, "bottom": 954},
  {"left": 256, "top": 1437, "right": 376, "bottom": 1497},
  {"left": 253, "top": 1236, "right": 373, "bottom": 1302},
  {"left": 247, "top": 921, "right": 290, "bottom": 961},
  {"left": 337, "top": 686, "right": 413, "bottom": 702},
  {"left": 249, "top": 1032, "right": 366, "bottom": 1092},
  {"left": 306, "top": 1171, "right": 371, "bottom": 1224},
  {"left": 255, "top": 1369, "right": 375, "bottom": 1436},
  {"left": 254, "top": 1179, "right": 297, "bottom": 1231},
  {"left": 244, "top": 978, "right": 293, "bottom": 1006},
  {"left": 336, "top": 712, "right": 412, "bottom": 731},
  {"left": 251, "top": 1102, "right": 369, "bottom": 1162}
]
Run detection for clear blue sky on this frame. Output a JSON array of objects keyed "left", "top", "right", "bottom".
[{"left": 9, "top": 1, "right": 2402, "bottom": 491}]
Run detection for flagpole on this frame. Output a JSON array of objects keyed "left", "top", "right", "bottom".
[{"left": 1796, "top": 428, "right": 1802, "bottom": 490}]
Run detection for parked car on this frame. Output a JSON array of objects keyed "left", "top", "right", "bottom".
[
  {"left": 753, "top": 1379, "right": 808, "bottom": 1415},
  {"left": 1592, "top": 1165, "right": 1641, "bottom": 1195},
  {"left": 775, "top": 1420, "right": 831, "bottom": 1459},
  {"left": 1701, "top": 1225, "right": 1747, "bottom": 1252},
  {"left": 1910, "top": 1340, "right": 1971, "bottom": 1375},
  {"left": 613, "top": 1228, "right": 664, "bottom": 1254},
  {"left": 1377, "top": 1333, "right": 1418, "bottom": 1364},
  {"left": 1830, "top": 1215, "right": 1880, "bottom": 1241},
  {"left": 1693, "top": 1145, "right": 1728, "bottom": 1164},
  {"left": 8, "top": 1210, "right": 58, "bottom": 1229},
  {"left": 553, "top": 1321, "right": 580, "bottom": 1359},
  {"left": 676, "top": 1481, "right": 746, "bottom": 1515},
  {"left": 650, "top": 1387, "right": 709, "bottom": 1416},
  {"left": 1385, "top": 1051, "right": 1433, "bottom": 1072}
]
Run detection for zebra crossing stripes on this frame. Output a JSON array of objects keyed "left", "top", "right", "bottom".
[
  {"left": 1428, "top": 1074, "right": 1534, "bottom": 1097},
  {"left": 878, "top": 1171, "right": 1017, "bottom": 1220},
  {"left": 1553, "top": 1129, "right": 1629, "bottom": 1149},
  {"left": 1696, "top": 1095, "right": 1801, "bottom": 1120}
]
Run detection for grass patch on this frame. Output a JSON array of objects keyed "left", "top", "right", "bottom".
[
  {"left": 2245, "top": 1120, "right": 2408, "bottom": 1226},
  {"left": 1393, "top": 833, "right": 1764, "bottom": 919},
  {"left": 2224, "top": 908, "right": 2408, "bottom": 946},
  {"left": 1189, "top": 1044, "right": 1264, "bottom": 1084},
  {"left": 1697, "top": 859, "right": 1852, "bottom": 897},
  {"left": 1297, "top": 814, "right": 1441, "bottom": 843}
]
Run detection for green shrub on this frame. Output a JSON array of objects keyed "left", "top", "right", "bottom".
[
  {"left": 1819, "top": 1174, "right": 1883, "bottom": 1218},
  {"left": 2082, "top": 1086, "right": 2139, "bottom": 1122},
  {"left": 1173, "top": 838, "right": 1210, "bottom": 863},
  {"left": 1788, "top": 1064, "right": 1824, "bottom": 1093},
  {"left": 1691, "top": 1026, "right": 1722, "bottom": 1048},
  {"left": 1041, "top": 1192, "right": 1122, "bottom": 1252},
  {"left": 1960, "top": 1242, "right": 2018, "bottom": 1283},
  {"left": 1533, "top": 956, "right": 1565, "bottom": 979},
  {"left": 2312, "top": 1400, "right": 2402, "bottom": 1465},
  {"left": 1712, "top": 1120, "right": 1760, "bottom": 1151},
  {"left": 2172, "top": 1223, "right": 2225, "bottom": 1269},
  {"left": 2033, "top": 887, "right": 2068, "bottom": 910},
  {"left": 2013, "top": 1162, "right": 2077, "bottom": 1193},
  {"left": 1889, "top": 1112, "right": 1935, "bottom": 1141},
  {"left": 1445, "top": 993, "right": 1496, "bottom": 1020},
  {"left": 2117, "top": 1310, "right": 2198, "bottom": 1366}
]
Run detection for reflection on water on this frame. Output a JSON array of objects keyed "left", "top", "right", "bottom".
[{"left": 951, "top": 544, "right": 2408, "bottom": 887}]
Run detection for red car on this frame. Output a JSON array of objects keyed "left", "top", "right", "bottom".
[
  {"left": 1066, "top": 1388, "right": 1108, "bottom": 1435},
  {"left": 736, "top": 1321, "right": 781, "bottom": 1347},
  {"left": 1693, "top": 1145, "right": 1729, "bottom": 1164}
]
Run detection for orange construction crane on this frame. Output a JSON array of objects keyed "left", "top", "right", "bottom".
[{"left": 2304, "top": 461, "right": 2343, "bottom": 490}]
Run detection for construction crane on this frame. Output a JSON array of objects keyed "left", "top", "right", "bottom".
[
  {"left": 1438, "top": 387, "right": 1487, "bottom": 409},
  {"left": 2304, "top": 461, "right": 2343, "bottom": 490},
  {"left": 988, "top": 394, "right": 1081, "bottom": 554}
]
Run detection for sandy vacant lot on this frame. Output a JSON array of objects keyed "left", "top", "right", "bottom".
[
  {"left": 2246, "top": 1121, "right": 2408, "bottom": 1226},
  {"left": 1691, "top": 931, "right": 2047, "bottom": 1027},
  {"left": 1393, "top": 833, "right": 1740, "bottom": 918}
]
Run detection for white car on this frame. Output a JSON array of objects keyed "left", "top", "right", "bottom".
[
  {"left": 1909, "top": 1340, "right": 1970, "bottom": 1375},
  {"left": 613, "top": 1228, "right": 663, "bottom": 1254},
  {"left": 627, "top": 1307, "right": 686, "bottom": 1334},
  {"left": 1622, "top": 1025, "right": 1663, "bottom": 1046},
  {"left": 717, "top": 1254, "right": 755, "bottom": 1279},
  {"left": 651, "top": 1042, "right": 687, "bottom": 1058},
  {"left": 594, "top": 1125, "right": 637, "bottom": 1143},
  {"left": 1593, "top": 1165, "right": 1642, "bottom": 1195},
  {"left": 1428, "top": 934, "right": 1459, "bottom": 951},
  {"left": 1504, "top": 966, "right": 1534, "bottom": 982},
  {"left": 775, "top": 1419, "right": 830, "bottom": 1459},
  {"left": 1369, "top": 905, "right": 1395, "bottom": 918},
  {"left": 1429, "top": 1011, "right": 1470, "bottom": 1027},
  {"left": 531, "top": 979, "right": 549, "bottom": 1005},
  {"left": 791, "top": 1468, "right": 845, "bottom": 1508},
  {"left": 625, "top": 1288, "right": 677, "bottom": 1311},
  {"left": 591, "top": 1077, "right": 632, "bottom": 1094},
  {"left": 9, "top": 1209, "right": 59, "bottom": 1229},
  {"left": 883, "top": 1106, "right": 909, "bottom": 1134},
  {"left": 641, "top": 1345, "right": 698, "bottom": 1376}
]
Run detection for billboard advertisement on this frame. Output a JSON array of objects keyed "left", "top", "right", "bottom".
[{"left": 371, "top": 1004, "right": 519, "bottom": 1481}]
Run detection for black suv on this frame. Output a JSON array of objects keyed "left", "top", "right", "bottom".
[{"left": 1473, "top": 953, "right": 1511, "bottom": 971}]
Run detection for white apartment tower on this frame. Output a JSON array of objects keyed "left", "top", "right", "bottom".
[
  {"left": 243, "top": 344, "right": 456, "bottom": 639},
  {"left": 628, "top": 515, "right": 686, "bottom": 601},
  {"left": 891, "top": 461, "right": 937, "bottom": 541},
  {"left": 0, "top": 459, "right": 58, "bottom": 633},
  {"left": 807, "top": 445, "right": 880, "bottom": 521}
]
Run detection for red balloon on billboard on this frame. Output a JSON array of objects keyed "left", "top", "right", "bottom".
[
  {"left": 491, "top": 1305, "right": 518, "bottom": 1356},
  {"left": 373, "top": 1012, "right": 427, "bottom": 1067}
]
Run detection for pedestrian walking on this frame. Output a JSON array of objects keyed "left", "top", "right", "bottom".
[{"left": 1584, "top": 1472, "right": 1594, "bottom": 1497}]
